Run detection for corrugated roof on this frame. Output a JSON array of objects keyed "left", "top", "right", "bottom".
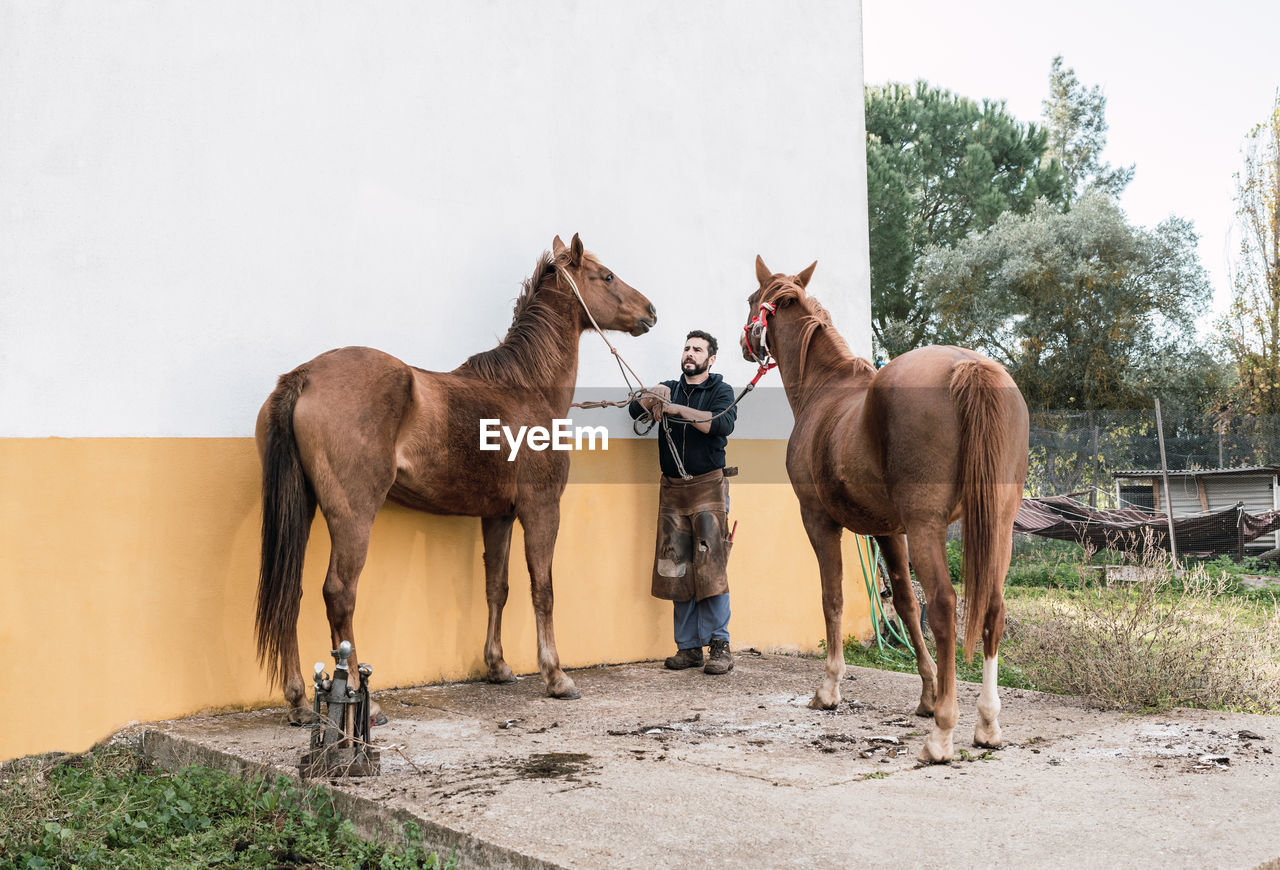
[{"left": 1113, "top": 465, "right": 1280, "bottom": 478}]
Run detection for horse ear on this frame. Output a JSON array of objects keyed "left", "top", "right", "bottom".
[
  {"left": 796, "top": 261, "right": 818, "bottom": 289},
  {"left": 569, "top": 233, "right": 584, "bottom": 266},
  {"left": 755, "top": 255, "right": 772, "bottom": 287},
  {"left": 552, "top": 235, "right": 566, "bottom": 256}
]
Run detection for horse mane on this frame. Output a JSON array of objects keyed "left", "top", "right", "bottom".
[
  {"left": 461, "top": 250, "right": 589, "bottom": 388},
  {"left": 765, "top": 280, "right": 871, "bottom": 385}
]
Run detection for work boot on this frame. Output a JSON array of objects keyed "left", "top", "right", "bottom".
[
  {"left": 704, "top": 639, "right": 734, "bottom": 675},
  {"left": 664, "top": 647, "right": 704, "bottom": 670}
]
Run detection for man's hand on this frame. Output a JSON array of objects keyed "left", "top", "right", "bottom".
[{"left": 640, "top": 384, "right": 671, "bottom": 417}]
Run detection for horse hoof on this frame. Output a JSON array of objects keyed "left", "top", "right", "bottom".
[
  {"left": 486, "top": 663, "right": 517, "bottom": 684},
  {"left": 807, "top": 691, "right": 839, "bottom": 710},
  {"left": 286, "top": 707, "right": 315, "bottom": 727},
  {"left": 915, "top": 702, "right": 935, "bottom": 717},
  {"left": 919, "top": 734, "right": 954, "bottom": 764},
  {"left": 549, "top": 677, "right": 581, "bottom": 700},
  {"left": 974, "top": 724, "right": 1003, "bottom": 749}
]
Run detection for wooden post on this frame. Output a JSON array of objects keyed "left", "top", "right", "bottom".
[
  {"left": 1237, "top": 505, "right": 1245, "bottom": 562},
  {"left": 1155, "top": 398, "right": 1178, "bottom": 564}
]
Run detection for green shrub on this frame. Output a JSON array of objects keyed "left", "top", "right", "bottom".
[
  {"left": 946, "top": 538, "right": 963, "bottom": 587},
  {"left": 951, "top": 537, "right": 1090, "bottom": 590},
  {"left": 1004, "top": 557, "right": 1089, "bottom": 589},
  {"left": 1203, "top": 553, "right": 1280, "bottom": 577}
]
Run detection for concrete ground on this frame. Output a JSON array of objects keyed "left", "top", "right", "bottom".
[{"left": 143, "top": 653, "right": 1280, "bottom": 869}]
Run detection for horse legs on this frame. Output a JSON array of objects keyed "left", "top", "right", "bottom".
[
  {"left": 320, "top": 510, "right": 375, "bottom": 697},
  {"left": 281, "top": 631, "right": 310, "bottom": 724},
  {"left": 974, "top": 533, "right": 1011, "bottom": 749},
  {"left": 800, "top": 505, "right": 845, "bottom": 710},
  {"left": 517, "top": 500, "right": 580, "bottom": 699},
  {"left": 907, "top": 524, "right": 958, "bottom": 763},
  {"left": 481, "top": 514, "right": 517, "bottom": 684},
  {"left": 875, "top": 534, "right": 937, "bottom": 716}
]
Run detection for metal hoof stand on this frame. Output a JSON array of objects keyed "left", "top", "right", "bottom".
[{"left": 300, "top": 641, "right": 380, "bottom": 777}]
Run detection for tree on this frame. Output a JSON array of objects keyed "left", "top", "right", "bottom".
[
  {"left": 1221, "top": 92, "right": 1280, "bottom": 415},
  {"left": 918, "top": 192, "right": 1214, "bottom": 410},
  {"left": 865, "top": 81, "right": 1066, "bottom": 357},
  {"left": 1041, "top": 56, "right": 1134, "bottom": 202}
]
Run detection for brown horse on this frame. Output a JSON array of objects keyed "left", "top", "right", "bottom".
[
  {"left": 741, "top": 257, "right": 1028, "bottom": 763},
  {"left": 256, "top": 234, "right": 656, "bottom": 721}
]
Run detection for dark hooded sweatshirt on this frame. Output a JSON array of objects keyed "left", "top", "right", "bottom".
[{"left": 628, "top": 372, "right": 737, "bottom": 478}]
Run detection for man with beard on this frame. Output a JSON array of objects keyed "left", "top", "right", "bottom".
[{"left": 629, "top": 330, "right": 738, "bottom": 675}]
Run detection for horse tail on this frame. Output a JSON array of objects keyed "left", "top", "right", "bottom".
[
  {"left": 256, "top": 368, "right": 316, "bottom": 690},
  {"left": 950, "top": 358, "right": 1016, "bottom": 662}
]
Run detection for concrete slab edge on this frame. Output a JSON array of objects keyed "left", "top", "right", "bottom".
[{"left": 140, "top": 729, "right": 566, "bottom": 870}]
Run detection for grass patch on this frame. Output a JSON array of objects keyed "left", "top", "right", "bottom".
[
  {"left": 0, "top": 739, "right": 452, "bottom": 869},
  {"left": 842, "top": 634, "right": 1035, "bottom": 691},
  {"left": 857, "top": 539, "right": 1280, "bottom": 714},
  {"left": 1005, "top": 556, "right": 1280, "bottom": 713},
  {"left": 956, "top": 749, "right": 998, "bottom": 762},
  {"left": 1202, "top": 552, "right": 1280, "bottom": 578}
]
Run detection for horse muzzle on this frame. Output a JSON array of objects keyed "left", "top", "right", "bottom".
[{"left": 630, "top": 306, "right": 657, "bottom": 336}]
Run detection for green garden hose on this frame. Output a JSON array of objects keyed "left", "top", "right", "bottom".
[{"left": 854, "top": 535, "right": 915, "bottom": 656}]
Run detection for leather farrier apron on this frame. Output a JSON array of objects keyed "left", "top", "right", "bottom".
[{"left": 651, "top": 468, "right": 732, "bottom": 602}]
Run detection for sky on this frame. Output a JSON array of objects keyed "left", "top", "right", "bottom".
[{"left": 862, "top": 0, "right": 1280, "bottom": 320}]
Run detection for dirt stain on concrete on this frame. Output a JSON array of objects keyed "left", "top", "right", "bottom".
[{"left": 515, "top": 752, "right": 593, "bottom": 781}]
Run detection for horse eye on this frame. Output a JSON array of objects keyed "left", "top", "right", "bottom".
[{"left": 604, "top": 274, "right": 613, "bottom": 282}]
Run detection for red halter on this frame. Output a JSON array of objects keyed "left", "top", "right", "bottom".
[{"left": 743, "top": 301, "right": 778, "bottom": 385}]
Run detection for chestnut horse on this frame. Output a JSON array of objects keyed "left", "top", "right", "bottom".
[
  {"left": 741, "top": 257, "right": 1028, "bottom": 763},
  {"left": 256, "top": 234, "right": 656, "bottom": 721}
]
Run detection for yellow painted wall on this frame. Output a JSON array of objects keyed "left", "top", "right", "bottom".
[{"left": 0, "top": 438, "right": 873, "bottom": 761}]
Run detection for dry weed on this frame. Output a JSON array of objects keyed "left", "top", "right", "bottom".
[{"left": 1008, "top": 541, "right": 1280, "bottom": 713}]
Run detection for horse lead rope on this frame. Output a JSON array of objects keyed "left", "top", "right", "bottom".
[
  {"left": 555, "top": 264, "right": 776, "bottom": 480},
  {"left": 555, "top": 265, "right": 651, "bottom": 401},
  {"left": 555, "top": 265, "right": 694, "bottom": 478}
]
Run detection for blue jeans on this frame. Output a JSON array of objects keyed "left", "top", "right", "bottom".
[{"left": 673, "top": 593, "right": 730, "bottom": 649}]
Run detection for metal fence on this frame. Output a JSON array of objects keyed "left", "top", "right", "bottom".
[{"left": 1026, "top": 409, "right": 1280, "bottom": 507}]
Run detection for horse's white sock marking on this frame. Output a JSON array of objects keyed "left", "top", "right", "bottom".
[
  {"left": 974, "top": 654, "right": 1002, "bottom": 747},
  {"left": 978, "top": 655, "right": 1000, "bottom": 719}
]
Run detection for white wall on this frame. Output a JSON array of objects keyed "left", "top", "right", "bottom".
[{"left": 1, "top": 1, "right": 870, "bottom": 438}]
